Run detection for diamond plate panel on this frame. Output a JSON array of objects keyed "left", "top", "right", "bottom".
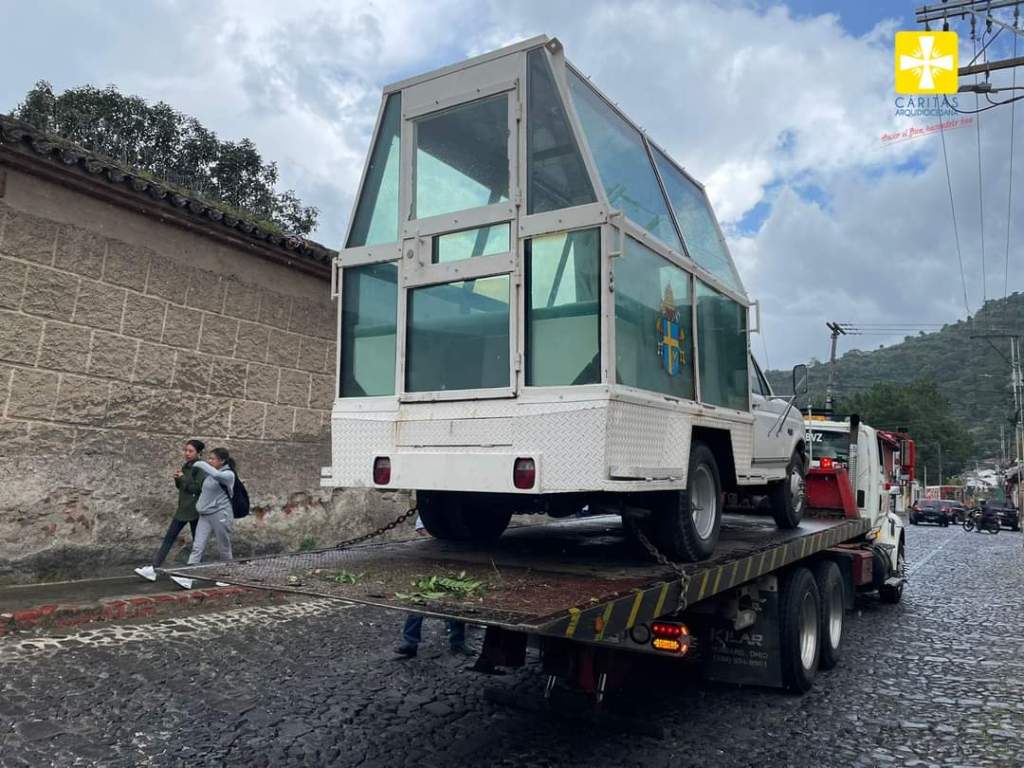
[
  {"left": 330, "top": 416, "right": 395, "bottom": 487},
  {"left": 606, "top": 401, "right": 691, "bottom": 474}
]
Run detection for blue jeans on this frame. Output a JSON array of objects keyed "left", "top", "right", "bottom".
[{"left": 402, "top": 614, "right": 466, "bottom": 649}]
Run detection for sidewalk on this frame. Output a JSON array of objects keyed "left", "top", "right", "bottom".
[{"left": 0, "top": 573, "right": 286, "bottom": 636}]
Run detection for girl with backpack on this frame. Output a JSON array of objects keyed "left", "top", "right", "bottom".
[{"left": 170, "top": 447, "right": 237, "bottom": 590}]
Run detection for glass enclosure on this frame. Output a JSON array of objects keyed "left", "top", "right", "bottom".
[{"left": 338, "top": 40, "right": 751, "bottom": 411}]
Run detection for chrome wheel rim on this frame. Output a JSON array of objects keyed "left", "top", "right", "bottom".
[
  {"left": 799, "top": 590, "right": 819, "bottom": 670},
  {"left": 790, "top": 467, "right": 806, "bottom": 516},
  {"left": 827, "top": 579, "right": 843, "bottom": 648},
  {"left": 691, "top": 465, "right": 717, "bottom": 541}
]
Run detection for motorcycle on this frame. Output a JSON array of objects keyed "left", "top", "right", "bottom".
[{"left": 962, "top": 508, "right": 1000, "bottom": 534}]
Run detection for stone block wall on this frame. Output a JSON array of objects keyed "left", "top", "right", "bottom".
[{"left": 0, "top": 168, "right": 410, "bottom": 583}]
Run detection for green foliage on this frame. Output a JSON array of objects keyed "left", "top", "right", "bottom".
[
  {"left": 767, "top": 295, "right": 1024, "bottom": 473},
  {"left": 332, "top": 570, "right": 364, "bottom": 585},
  {"left": 837, "top": 380, "right": 974, "bottom": 482},
  {"left": 12, "top": 80, "right": 318, "bottom": 235},
  {"left": 396, "top": 572, "right": 485, "bottom": 602},
  {"left": 297, "top": 536, "right": 318, "bottom": 551}
]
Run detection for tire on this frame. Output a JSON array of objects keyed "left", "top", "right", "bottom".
[
  {"left": 769, "top": 451, "right": 805, "bottom": 529},
  {"left": 879, "top": 545, "right": 905, "bottom": 604},
  {"left": 963, "top": 518, "right": 975, "bottom": 532},
  {"left": 417, "top": 492, "right": 512, "bottom": 543},
  {"left": 779, "top": 567, "right": 821, "bottom": 693},
  {"left": 812, "top": 560, "right": 844, "bottom": 671},
  {"left": 652, "top": 441, "right": 722, "bottom": 562}
]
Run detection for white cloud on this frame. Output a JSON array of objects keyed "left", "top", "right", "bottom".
[{"left": 5, "top": 0, "right": 1021, "bottom": 368}]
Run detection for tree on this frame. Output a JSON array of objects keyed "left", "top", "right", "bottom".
[
  {"left": 836, "top": 380, "right": 975, "bottom": 484},
  {"left": 12, "top": 81, "right": 319, "bottom": 236}
]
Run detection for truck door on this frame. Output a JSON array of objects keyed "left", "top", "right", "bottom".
[{"left": 750, "top": 356, "right": 790, "bottom": 468}]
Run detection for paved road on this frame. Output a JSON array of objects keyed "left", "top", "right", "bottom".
[{"left": 1, "top": 523, "right": 1022, "bottom": 767}]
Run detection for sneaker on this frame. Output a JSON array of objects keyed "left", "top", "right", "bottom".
[
  {"left": 170, "top": 576, "right": 193, "bottom": 590},
  {"left": 215, "top": 582, "right": 230, "bottom": 587},
  {"left": 133, "top": 565, "right": 157, "bottom": 582},
  {"left": 394, "top": 642, "right": 418, "bottom": 658}
]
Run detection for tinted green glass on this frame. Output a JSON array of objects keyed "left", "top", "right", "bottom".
[
  {"left": 347, "top": 94, "right": 401, "bottom": 247},
  {"left": 527, "top": 49, "right": 596, "bottom": 214},
  {"left": 566, "top": 72, "right": 682, "bottom": 253},
  {"left": 696, "top": 281, "right": 748, "bottom": 411},
  {"left": 614, "top": 237, "right": 694, "bottom": 400},
  {"left": 339, "top": 262, "right": 398, "bottom": 396},
  {"left": 652, "top": 146, "right": 744, "bottom": 294},
  {"left": 406, "top": 276, "right": 510, "bottom": 392},
  {"left": 526, "top": 228, "right": 600, "bottom": 386},
  {"left": 433, "top": 223, "right": 510, "bottom": 263},
  {"left": 415, "top": 95, "right": 510, "bottom": 219}
]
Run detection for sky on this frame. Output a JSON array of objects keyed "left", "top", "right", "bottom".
[{"left": 3, "top": 0, "right": 1022, "bottom": 369}]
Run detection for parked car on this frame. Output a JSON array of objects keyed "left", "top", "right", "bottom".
[
  {"left": 946, "top": 502, "right": 969, "bottom": 525},
  {"left": 981, "top": 501, "right": 1020, "bottom": 531},
  {"left": 909, "top": 499, "right": 951, "bottom": 526}
]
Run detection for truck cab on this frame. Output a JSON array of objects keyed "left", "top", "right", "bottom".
[
  {"left": 326, "top": 36, "right": 807, "bottom": 562},
  {"left": 805, "top": 418, "right": 905, "bottom": 587}
]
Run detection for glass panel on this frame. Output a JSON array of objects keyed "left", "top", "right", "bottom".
[
  {"left": 526, "top": 228, "right": 600, "bottom": 386},
  {"left": 406, "top": 275, "right": 510, "bottom": 392},
  {"left": 527, "top": 50, "right": 596, "bottom": 214},
  {"left": 566, "top": 72, "right": 682, "bottom": 252},
  {"left": 652, "top": 147, "right": 744, "bottom": 294},
  {"left": 339, "top": 262, "right": 398, "bottom": 396},
  {"left": 415, "top": 94, "right": 510, "bottom": 219},
  {"left": 433, "top": 223, "right": 510, "bottom": 263},
  {"left": 614, "top": 237, "right": 694, "bottom": 400},
  {"left": 347, "top": 94, "right": 401, "bottom": 247},
  {"left": 696, "top": 281, "right": 748, "bottom": 411}
]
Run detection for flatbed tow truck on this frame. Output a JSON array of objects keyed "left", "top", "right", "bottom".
[{"left": 169, "top": 485, "right": 898, "bottom": 704}]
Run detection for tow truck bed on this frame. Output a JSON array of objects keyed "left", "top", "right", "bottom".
[{"left": 167, "top": 514, "right": 868, "bottom": 642}]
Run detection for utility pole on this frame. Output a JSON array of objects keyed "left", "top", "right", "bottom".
[
  {"left": 824, "top": 322, "right": 848, "bottom": 413},
  {"left": 939, "top": 443, "right": 944, "bottom": 485},
  {"left": 916, "top": 2, "right": 1024, "bottom": 82}
]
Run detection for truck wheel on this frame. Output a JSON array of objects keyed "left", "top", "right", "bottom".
[
  {"left": 653, "top": 442, "right": 722, "bottom": 561},
  {"left": 812, "top": 560, "right": 844, "bottom": 670},
  {"left": 779, "top": 567, "right": 821, "bottom": 693},
  {"left": 879, "top": 545, "right": 905, "bottom": 604},
  {"left": 417, "top": 492, "right": 511, "bottom": 543},
  {"left": 769, "top": 451, "right": 805, "bottom": 530}
]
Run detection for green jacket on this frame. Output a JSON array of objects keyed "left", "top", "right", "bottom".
[{"left": 174, "top": 461, "right": 204, "bottom": 522}]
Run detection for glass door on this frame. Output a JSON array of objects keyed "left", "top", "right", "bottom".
[{"left": 397, "top": 54, "right": 522, "bottom": 400}]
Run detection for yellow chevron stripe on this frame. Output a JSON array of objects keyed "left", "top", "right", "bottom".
[
  {"left": 565, "top": 608, "right": 582, "bottom": 638},
  {"left": 711, "top": 566, "right": 723, "bottom": 595},
  {"left": 594, "top": 601, "right": 616, "bottom": 641},
  {"left": 698, "top": 570, "right": 711, "bottom": 600},
  {"left": 744, "top": 556, "right": 753, "bottom": 582},
  {"left": 653, "top": 582, "right": 670, "bottom": 618},
  {"left": 626, "top": 590, "right": 644, "bottom": 629},
  {"left": 730, "top": 561, "right": 740, "bottom": 589}
]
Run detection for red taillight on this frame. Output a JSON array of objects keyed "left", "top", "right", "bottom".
[
  {"left": 820, "top": 456, "right": 834, "bottom": 469},
  {"left": 650, "top": 622, "right": 690, "bottom": 654},
  {"left": 373, "top": 456, "right": 391, "bottom": 485},
  {"left": 513, "top": 457, "right": 536, "bottom": 489},
  {"left": 651, "top": 622, "right": 686, "bottom": 638}
]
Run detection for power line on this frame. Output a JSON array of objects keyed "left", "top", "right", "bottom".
[
  {"left": 939, "top": 114, "right": 973, "bottom": 316},
  {"left": 973, "top": 21, "right": 988, "bottom": 304},
  {"left": 1006, "top": 10, "right": 1019, "bottom": 298}
]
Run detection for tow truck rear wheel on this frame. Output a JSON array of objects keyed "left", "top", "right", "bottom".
[
  {"left": 811, "top": 560, "right": 844, "bottom": 670},
  {"left": 417, "top": 491, "right": 512, "bottom": 543},
  {"left": 769, "top": 451, "right": 806, "bottom": 529},
  {"left": 779, "top": 566, "right": 821, "bottom": 693},
  {"left": 653, "top": 441, "right": 722, "bottom": 562}
]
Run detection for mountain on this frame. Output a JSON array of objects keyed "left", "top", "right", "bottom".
[{"left": 765, "top": 292, "right": 1024, "bottom": 460}]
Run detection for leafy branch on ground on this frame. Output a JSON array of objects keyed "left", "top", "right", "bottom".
[
  {"left": 396, "top": 572, "right": 486, "bottom": 602},
  {"left": 11, "top": 80, "right": 319, "bottom": 235}
]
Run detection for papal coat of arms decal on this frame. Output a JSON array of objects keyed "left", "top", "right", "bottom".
[{"left": 656, "top": 285, "right": 684, "bottom": 375}]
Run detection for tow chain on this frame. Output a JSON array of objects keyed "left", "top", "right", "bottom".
[
  {"left": 633, "top": 526, "right": 692, "bottom": 611},
  {"left": 333, "top": 507, "right": 419, "bottom": 550}
]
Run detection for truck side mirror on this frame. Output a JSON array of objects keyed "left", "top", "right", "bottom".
[{"left": 792, "top": 364, "right": 809, "bottom": 396}]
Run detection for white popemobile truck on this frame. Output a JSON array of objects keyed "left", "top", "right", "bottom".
[{"left": 322, "top": 34, "right": 809, "bottom": 562}]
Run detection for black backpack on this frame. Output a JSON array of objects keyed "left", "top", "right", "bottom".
[{"left": 220, "top": 475, "right": 251, "bottom": 519}]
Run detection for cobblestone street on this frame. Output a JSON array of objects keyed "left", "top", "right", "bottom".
[{"left": 1, "top": 523, "right": 1022, "bottom": 768}]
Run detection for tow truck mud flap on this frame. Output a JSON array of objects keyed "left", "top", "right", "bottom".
[{"left": 692, "top": 582, "right": 783, "bottom": 688}]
